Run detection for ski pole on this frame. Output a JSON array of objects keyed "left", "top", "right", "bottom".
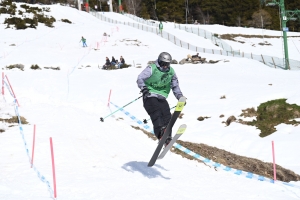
[
  {"left": 143, "top": 105, "right": 176, "bottom": 124},
  {"left": 100, "top": 95, "right": 142, "bottom": 122}
]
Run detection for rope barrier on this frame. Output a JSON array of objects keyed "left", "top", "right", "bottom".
[
  {"left": 110, "top": 101, "right": 300, "bottom": 189},
  {"left": 3, "top": 81, "right": 54, "bottom": 198}
]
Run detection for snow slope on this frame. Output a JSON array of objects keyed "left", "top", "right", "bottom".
[{"left": 1, "top": 4, "right": 300, "bottom": 200}]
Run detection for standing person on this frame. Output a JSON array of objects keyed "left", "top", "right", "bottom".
[
  {"left": 137, "top": 52, "right": 185, "bottom": 146},
  {"left": 118, "top": 56, "right": 125, "bottom": 68},
  {"left": 80, "top": 36, "right": 87, "bottom": 47},
  {"left": 159, "top": 21, "right": 163, "bottom": 34}
]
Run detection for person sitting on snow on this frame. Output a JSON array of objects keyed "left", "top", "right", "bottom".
[
  {"left": 102, "top": 57, "right": 111, "bottom": 69},
  {"left": 191, "top": 53, "right": 201, "bottom": 59}
]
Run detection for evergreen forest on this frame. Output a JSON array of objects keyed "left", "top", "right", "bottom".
[{"left": 9, "top": 0, "right": 300, "bottom": 31}]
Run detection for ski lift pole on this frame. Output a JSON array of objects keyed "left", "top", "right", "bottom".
[
  {"left": 100, "top": 95, "right": 142, "bottom": 122},
  {"left": 143, "top": 105, "right": 176, "bottom": 124}
]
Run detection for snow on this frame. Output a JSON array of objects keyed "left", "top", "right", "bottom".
[{"left": 1, "top": 4, "right": 300, "bottom": 200}]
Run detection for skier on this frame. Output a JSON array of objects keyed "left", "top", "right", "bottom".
[
  {"left": 137, "top": 52, "right": 185, "bottom": 146},
  {"left": 159, "top": 21, "right": 163, "bottom": 34},
  {"left": 80, "top": 36, "right": 87, "bottom": 47}
]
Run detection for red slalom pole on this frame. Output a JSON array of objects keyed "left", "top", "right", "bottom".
[
  {"left": 272, "top": 141, "right": 276, "bottom": 182},
  {"left": 107, "top": 89, "right": 112, "bottom": 107},
  {"left": 50, "top": 137, "right": 57, "bottom": 198},
  {"left": 5, "top": 75, "right": 20, "bottom": 107},
  {"left": 2, "top": 72, "right": 4, "bottom": 95},
  {"left": 31, "top": 125, "right": 36, "bottom": 168}
]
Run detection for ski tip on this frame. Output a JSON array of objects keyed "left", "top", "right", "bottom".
[
  {"left": 179, "top": 96, "right": 187, "bottom": 102},
  {"left": 179, "top": 124, "right": 187, "bottom": 128}
]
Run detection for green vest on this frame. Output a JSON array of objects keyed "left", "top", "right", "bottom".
[{"left": 145, "top": 64, "right": 174, "bottom": 98}]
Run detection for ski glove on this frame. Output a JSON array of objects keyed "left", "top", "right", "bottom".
[{"left": 141, "top": 87, "right": 150, "bottom": 100}]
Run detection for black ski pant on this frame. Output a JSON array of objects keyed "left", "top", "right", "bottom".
[{"left": 143, "top": 97, "right": 171, "bottom": 139}]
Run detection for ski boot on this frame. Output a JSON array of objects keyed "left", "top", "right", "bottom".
[
  {"left": 164, "top": 136, "right": 172, "bottom": 147},
  {"left": 157, "top": 126, "right": 166, "bottom": 140}
]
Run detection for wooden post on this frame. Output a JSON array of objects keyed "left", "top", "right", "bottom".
[
  {"left": 271, "top": 57, "right": 276, "bottom": 68},
  {"left": 261, "top": 54, "right": 265, "bottom": 64}
]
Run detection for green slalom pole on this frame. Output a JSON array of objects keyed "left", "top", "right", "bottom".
[
  {"left": 100, "top": 95, "right": 142, "bottom": 122},
  {"left": 143, "top": 105, "right": 176, "bottom": 124}
]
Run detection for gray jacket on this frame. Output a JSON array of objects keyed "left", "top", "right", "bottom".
[{"left": 136, "top": 60, "right": 183, "bottom": 100}]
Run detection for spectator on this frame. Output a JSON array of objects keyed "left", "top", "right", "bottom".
[
  {"left": 102, "top": 57, "right": 111, "bottom": 69},
  {"left": 194, "top": 20, "right": 199, "bottom": 25},
  {"left": 191, "top": 53, "right": 201, "bottom": 59},
  {"left": 159, "top": 21, "right": 163, "bottom": 34},
  {"left": 118, "top": 56, "right": 125, "bottom": 68},
  {"left": 111, "top": 56, "right": 117, "bottom": 66},
  {"left": 80, "top": 36, "right": 87, "bottom": 47}
]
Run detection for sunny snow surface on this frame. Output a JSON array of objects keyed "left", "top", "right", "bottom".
[{"left": 1, "top": 4, "right": 300, "bottom": 200}]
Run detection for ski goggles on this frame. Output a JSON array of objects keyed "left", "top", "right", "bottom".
[{"left": 159, "top": 61, "right": 170, "bottom": 67}]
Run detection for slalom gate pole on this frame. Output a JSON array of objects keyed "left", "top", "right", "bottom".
[
  {"left": 50, "top": 137, "right": 57, "bottom": 198},
  {"left": 143, "top": 105, "right": 176, "bottom": 124},
  {"left": 2, "top": 72, "right": 4, "bottom": 95},
  {"left": 100, "top": 95, "right": 142, "bottom": 122},
  {"left": 107, "top": 89, "right": 112, "bottom": 107},
  {"left": 272, "top": 141, "right": 276, "bottom": 182},
  {"left": 31, "top": 124, "right": 36, "bottom": 168},
  {"left": 5, "top": 75, "right": 20, "bottom": 107}
]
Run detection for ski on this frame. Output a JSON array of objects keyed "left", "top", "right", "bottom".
[
  {"left": 157, "top": 124, "right": 187, "bottom": 160},
  {"left": 147, "top": 96, "right": 186, "bottom": 167}
]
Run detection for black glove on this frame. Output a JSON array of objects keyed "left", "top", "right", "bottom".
[{"left": 141, "top": 87, "right": 150, "bottom": 99}]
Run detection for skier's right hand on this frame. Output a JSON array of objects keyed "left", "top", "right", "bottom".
[{"left": 141, "top": 87, "right": 150, "bottom": 99}]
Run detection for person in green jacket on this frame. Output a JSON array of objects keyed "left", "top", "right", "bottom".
[
  {"left": 80, "top": 36, "right": 87, "bottom": 47},
  {"left": 159, "top": 21, "right": 163, "bottom": 34},
  {"left": 137, "top": 52, "right": 185, "bottom": 146}
]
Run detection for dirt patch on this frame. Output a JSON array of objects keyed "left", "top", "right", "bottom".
[
  {"left": 0, "top": 116, "right": 28, "bottom": 124},
  {"left": 132, "top": 125, "right": 300, "bottom": 182}
]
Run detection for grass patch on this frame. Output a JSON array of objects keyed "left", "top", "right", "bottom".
[
  {"left": 1, "top": 0, "right": 56, "bottom": 29},
  {"left": 239, "top": 99, "right": 300, "bottom": 137}
]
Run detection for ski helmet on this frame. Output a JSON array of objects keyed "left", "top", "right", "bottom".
[{"left": 158, "top": 52, "right": 172, "bottom": 68}]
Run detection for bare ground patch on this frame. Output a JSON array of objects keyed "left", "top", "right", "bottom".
[
  {"left": 132, "top": 126, "right": 300, "bottom": 182},
  {"left": 219, "top": 34, "right": 300, "bottom": 41}
]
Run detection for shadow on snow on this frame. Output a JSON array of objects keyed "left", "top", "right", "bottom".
[{"left": 122, "top": 161, "right": 170, "bottom": 180}]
